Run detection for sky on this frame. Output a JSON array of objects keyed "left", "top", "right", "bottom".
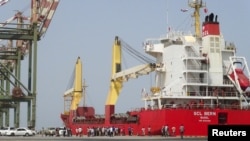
[{"left": 0, "top": 0, "right": 250, "bottom": 130}]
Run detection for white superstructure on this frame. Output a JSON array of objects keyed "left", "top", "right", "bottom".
[{"left": 142, "top": 12, "right": 250, "bottom": 110}]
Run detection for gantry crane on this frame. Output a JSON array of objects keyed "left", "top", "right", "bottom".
[{"left": 0, "top": 0, "right": 59, "bottom": 128}]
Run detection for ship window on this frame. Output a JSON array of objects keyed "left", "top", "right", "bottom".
[
  {"left": 210, "top": 42, "right": 214, "bottom": 47},
  {"left": 215, "top": 37, "right": 219, "bottom": 47},
  {"left": 210, "top": 48, "right": 214, "bottom": 53},
  {"left": 216, "top": 48, "right": 220, "bottom": 53},
  {"left": 210, "top": 36, "right": 220, "bottom": 52}
]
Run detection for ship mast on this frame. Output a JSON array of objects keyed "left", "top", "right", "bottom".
[{"left": 188, "top": 0, "right": 205, "bottom": 38}]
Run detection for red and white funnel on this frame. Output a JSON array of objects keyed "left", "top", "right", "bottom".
[{"left": 202, "top": 13, "right": 220, "bottom": 37}]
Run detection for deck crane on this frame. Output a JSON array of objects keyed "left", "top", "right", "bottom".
[
  {"left": 104, "top": 36, "right": 158, "bottom": 124},
  {"left": 63, "top": 57, "right": 83, "bottom": 111}
]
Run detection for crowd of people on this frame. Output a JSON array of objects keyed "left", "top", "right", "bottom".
[
  {"left": 75, "top": 126, "right": 124, "bottom": 137},
  {"left": 39, "top": 124, "right": 185, "bottom": 139},
  {"left": 160, "top": 124, "right": 184, "bottom": 139}
]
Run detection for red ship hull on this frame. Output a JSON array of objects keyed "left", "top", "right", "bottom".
[{"left": 61, "top": 107, "right": 250, "bottom": 136}]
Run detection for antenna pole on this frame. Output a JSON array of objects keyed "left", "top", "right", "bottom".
[{"left": 166, "top": 0, "right": 169, "bottom": 33}]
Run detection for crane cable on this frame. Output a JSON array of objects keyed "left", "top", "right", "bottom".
[
  {"left": 65, "top": 67, "right": 75, "bottom": 91},
  {"left": 120, "top": 38, "right": 155, "bottom": 64}
]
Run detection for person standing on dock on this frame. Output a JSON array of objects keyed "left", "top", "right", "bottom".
[
  {"left": 179, "top": 124, "right": 184, "bottom": 139},
  {"left": 41, "top": 127, "right": 44, "bottom": 137},
  {"left": 78, "top": 127, "right": 82, "bottom": 137},
  {"left": 171, "top": 126, "right": 176, "bottom": 136},
  {"left": 75, "top": 128, "right": 79, "bottom": 136},
  {"left": 164, "top": 125, "right": 169, "bottom": 137},
  {"left": 128, "top": 126, "right": 132, "bottom": 136},
  {"left": 141, "top": 127, "right": 145, "bottom": 136},
  {"left": 147, "top": 125, "right": 151, "bottom": 136}
]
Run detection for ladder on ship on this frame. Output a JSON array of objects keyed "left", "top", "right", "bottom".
[{"left": 183, "top": 45, "right": 208, "bottom": 96}]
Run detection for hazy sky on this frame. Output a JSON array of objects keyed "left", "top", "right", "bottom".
[{"left": 1, "top": 0, "right": 250, "bottom": 130}]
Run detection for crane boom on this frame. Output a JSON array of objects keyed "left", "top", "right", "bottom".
[
  {"left": 104, "top": 36, "right": 156, "bottom": 124},
  {"left": 64, "top": 57, "right": 83, "bottom": 111},
  {"left": 105, "top": 36, "right": 123, "bottom": 105},
  {"left": 32, "top": 0, "right": 60, "bottom": 37},
  {"left": 112, "top": 64, "right": 155, "bottom": 81},
  {"left": 106, "top": 36, "right": 156, "bottom": 105}
]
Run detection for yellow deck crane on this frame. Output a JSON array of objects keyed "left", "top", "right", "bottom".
[
  {"left": 105, "top": 36, "right": 157, "bottom": 124},
  {"left": 63, "top": 57, "right": 83, "bottom": 114}
]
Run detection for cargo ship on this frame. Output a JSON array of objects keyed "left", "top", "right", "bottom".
[{"left": 61, "top": 0, "right": 250, "bottom": 136}]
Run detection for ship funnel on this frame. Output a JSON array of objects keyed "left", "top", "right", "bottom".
[{"left": 202, "top": 13, "right": 220, "bottom": 37}]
